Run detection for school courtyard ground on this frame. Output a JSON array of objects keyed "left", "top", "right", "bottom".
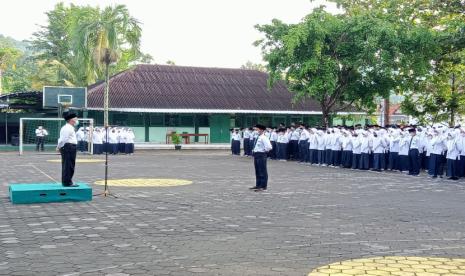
[{"left": 1, "top": 151, "right": 465, "bottom": 276}]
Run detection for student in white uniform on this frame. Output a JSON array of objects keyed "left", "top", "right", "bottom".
[
  {"left": 341, "top": 130, "right": 353, "bottom": 168},
  {"left": 269, "top": 128, "right": 278, "bottom": 160},
  {"left": 398, "top": 130, "right": 410, "bottom": 173},
  {"left": 359, "top": 131, "right": 372, "bottom": 170},
  {"left": 125, "top": 128, "right": 135, "bottom": 154},
  {"left": 372, "top": 130, "right": 387, "bottom": 171},
  {"left": 388, "top": 129, "right": 400, "bottom": 170},
  {"left": 231, "top": 129, "right": 241, "bottom": 155},
  {"left": 316, "top": 130, "right": 326, "bottom": 165},
  {"left": 308, "top": 128, "right": 318, "bottom": 164},
  {"left": 250, "top": 124, "right": 272, "bottom": 192},
  {"left": 298, "top": 124, "right": 309, "bottom": 163},
  {"left": 407, "top": 128, "right": 421, "bottom": 176},
  {"left": 446, "top": 131, "right": 460, "bottom": 180},
  {"left": 109, "top": 128, "right": 119, "bottom": 154},
  {"left": 243, "top": 128, "right": 251, "bottom": 156},
  {"left": 276, "top": 128, "right": 289, "bottom": 161},
  {"left": 35, "top": 126, "right": 48, "bottom": 152},
  {"left": 457, "top": 128, "right": 465, "bottom": 178},
  {"left": 92, "top": 128, "right": 103, "bottom": 154},
  {"left": 351, "top": 131, "right": 361, "bottom": 169}
]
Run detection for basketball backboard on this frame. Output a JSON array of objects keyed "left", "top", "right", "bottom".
[{"left": 43, "top": 86, "right": 87, "bottom": 109}]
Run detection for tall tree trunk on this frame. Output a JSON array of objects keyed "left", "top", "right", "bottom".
[
  {"left": 321, "top": 106, "right": 330, "bottom": 128},
  {"left": 384, "top": 97, "right": 390, "bottom": 126}
]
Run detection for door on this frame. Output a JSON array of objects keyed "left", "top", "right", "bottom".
[{"left": 210, "top": 114, "right": 230, "bottom": 143}]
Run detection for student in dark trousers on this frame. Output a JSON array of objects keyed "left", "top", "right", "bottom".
[
  {"left": 408, "top": 128, "right": 420, "bottom": 176},
  {"left": 56, "top": 112, "right": 79, "bottom": 187},
  {"left": 249, "top": 124, "right": 272, "bottom": 192}
]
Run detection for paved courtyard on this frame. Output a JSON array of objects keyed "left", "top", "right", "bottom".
[{"left": 1, "top": 151, "right": 465, "bottom": 276}]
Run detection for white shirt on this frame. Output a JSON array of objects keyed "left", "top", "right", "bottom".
[
  {"left": 408, "top": 135, "right": 420, "bottom": 150},
  {"left": 270, "top": 131, "right": 278, "bottom": 142},
  {"left": 109, "top": 132, "right": 118, "bottom": 144},
  {"left": 389, "top": 136, "right": 400, "bottom": 153},
  {"left": 372, "top": 136, "right": 387, "bottom": 154},
  {"left": 253, "top": 134, "right": 272, "bottom": 153},
  {"left": 232, "top": 133, "right": 241, "bottom": 141},
  {"left": 399, "top": 136, "right": 410, "bottom": 156},
  {"left": 299, "top": 129, "right": 310, "bottom": 142},
  {"left": 126, "top": 131, "right": 135, "bottom": 143},
  {"left": 243, "top": 130, "right": 251, "bottom": 139},
  {"left": 446, "top": 138, "right": 459, "bottom": 160},
  {"left": 57, "top": 123, "right": 77, "bottom": 148},
  {"left": 352, "top": 136, "right": 361, "bottom": 154},
  {"left": 35, "top": 129, "right": 48, "bottom": 137},
  {"left": 342, "top": 136, "right": 353, "bottom": 151},
  {"left": 316, "top": 134, "right": 326, "bottom": 151},
  {"left": 277, "top": 133, "right": 289, "bottom": 143},
  {"left": 290, "top": 130, "right": 300, "bottom": 141}
]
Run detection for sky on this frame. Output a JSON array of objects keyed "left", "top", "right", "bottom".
[{"left": 1, "top": 0, "right": 339, "bottom": 68}]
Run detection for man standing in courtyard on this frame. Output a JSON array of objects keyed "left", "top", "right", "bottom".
[
  {"left": 56, "top": 111, "right": 79, "bottom": 187},
  {"left": 250, "top": 124, "right": 272, "bottom": 192},
  {"left": 35, "top": 126, "right": 48, "bottom": 151}
]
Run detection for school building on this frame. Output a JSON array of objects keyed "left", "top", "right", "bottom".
[
  {"left": 0, "top": 64, "right": 366, "bottom": 144},
  {"left": 85, "top": 64, "right": 365, "bottom": 143}
]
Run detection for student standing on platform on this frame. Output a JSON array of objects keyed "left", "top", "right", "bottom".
[
  {"left": 250, "top": 124, "right": 272, "bottom": 192},
  {"left": 56, "top": 112, "right": 79, "bottom": 187}
]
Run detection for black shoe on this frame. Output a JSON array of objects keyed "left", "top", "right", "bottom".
[
  {"left": 249, "top": 186, "right": 258, "bottom": 190},
  {"left": 254, "top": 188, "right": 267, "bottom": 192}
]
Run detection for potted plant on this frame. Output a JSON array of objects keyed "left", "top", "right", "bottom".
[{"left": 171, "top": 132, "right": 182, "bottom": 150}]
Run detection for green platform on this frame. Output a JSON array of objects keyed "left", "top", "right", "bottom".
[{"left": 9, "top": 182, "right": 92, "bottom": 204}]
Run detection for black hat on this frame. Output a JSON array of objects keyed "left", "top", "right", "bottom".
[
  {"left": 63, "top": 111, "right": 77, "bottom": 121},
  {"left": 255, "top": 124, "right": 266, "bottom": 130}
]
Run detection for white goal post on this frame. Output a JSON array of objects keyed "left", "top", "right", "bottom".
[{"left": 19, "top": 117, "right": 94, "bottom": 155}]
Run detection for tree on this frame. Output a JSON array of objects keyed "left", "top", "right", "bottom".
[
  {"left": 240, "top": 61, "right": 266, "bottom": 72},
  {"left": 255, "top": 8, "right": 407, "bottom": 127},
  {"left": 327, "top": 0, "right": 465, "bottom": 126},
  {"left": 0, "top": 46, "right": 22, "bottom": 94},
  {"left": 31, "top": 3, "right": 147, "bottom": 87}
]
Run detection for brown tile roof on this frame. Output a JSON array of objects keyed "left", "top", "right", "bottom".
[{"left": 87, "top": 64, "right": 324, "bottom": 113}]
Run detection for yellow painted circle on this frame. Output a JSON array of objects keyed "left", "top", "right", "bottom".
[
  {"left": 93, "top": 178, "right": 193, "bottom": 187},
  {"left": 47, "top": 159, "right": 105, "bottom": 163},
  {"left": 309, "top": 256, "right": 465, "bottom": 275}
]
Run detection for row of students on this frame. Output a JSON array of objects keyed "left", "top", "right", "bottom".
[
  {"left": 231, "top": 124, "right": 465, "bottom": 181},
  {"left": 76, "top": 127, "right": 135, "bottom": 155}
]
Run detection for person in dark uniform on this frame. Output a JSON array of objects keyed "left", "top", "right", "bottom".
[
  {"left": 249, "top": 124, "right": 272, "bottom": 192},
  {"left": 56, "top": 112, "right": 79, "bottom": 187}
]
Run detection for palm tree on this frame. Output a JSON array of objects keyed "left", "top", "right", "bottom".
[
  {"left": 72, "top": 4, "right": 142, "bottom": 126},
  {"left": 72, "top": 5, "right": 142, "bottom": 196}
]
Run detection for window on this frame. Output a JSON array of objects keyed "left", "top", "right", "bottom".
[
  {"left": 196, "top": 115, "right": 209, "bottom": 127},
  {"left": 179, "top": 115, "right": 194, "bottom": 126},
  {"left": 150, "top": 114, "right": 164, "bottom": 126}
]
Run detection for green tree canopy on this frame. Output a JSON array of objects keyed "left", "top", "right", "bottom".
[{"left": 255, "top": 8, "right": 433, "bottom": 126}]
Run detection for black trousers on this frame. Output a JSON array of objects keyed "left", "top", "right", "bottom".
[
  {"left": 60, "top": 143, "right": 77, "bottom": 186},
  {"left": 243, "top": 138, "right": 250, "bottom": 156},
  {"left": 36, "top": 137, "right": 45, "bottom": 151},
  {"left": 298, "top": 141, "right": 308, "bottom": 162},
  {"left": 254, "top": 152, "right": 268, "bottom": 189},
  {"left": 408, "top": 149, "right": 420, "bottom": 175}
]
